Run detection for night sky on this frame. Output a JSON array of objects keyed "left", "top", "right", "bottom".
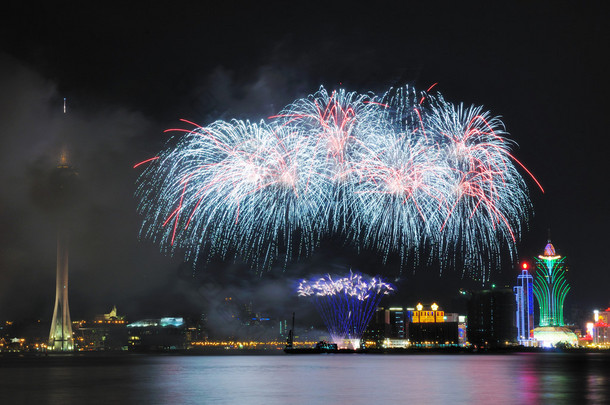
[{"left": 1, "top": 2, "right": 609, "bottom": 327}]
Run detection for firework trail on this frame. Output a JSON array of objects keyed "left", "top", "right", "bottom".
[
  {"left": 298, "top": 271, "right": 394, "bottom": 348},
  {"left": 349, "top": 86, "right": 451, "bottom": 265},
  {"left": 271, "top": 88, "right": 384, "bottom": 233},
  {"left": 425, "top": 95, "right": 533, "bottom": 279},
  {"left": 136, "top": 119, "right": 326, "bottom": 270},
  {"left": 135, "top": 85, "right": 541, "bottom": 279}
]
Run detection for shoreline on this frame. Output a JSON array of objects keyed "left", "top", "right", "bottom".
[{"left": 1, "top": 345, "right": 609, "bottom": 360}]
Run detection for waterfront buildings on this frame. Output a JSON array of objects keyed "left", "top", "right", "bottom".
[{"left": 363, "top": 304, "right": 461, "bottom": 348}]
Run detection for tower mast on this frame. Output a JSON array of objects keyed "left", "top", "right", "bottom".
[{"left": 48, "top": 99, "right": 75, "bottom": 351}]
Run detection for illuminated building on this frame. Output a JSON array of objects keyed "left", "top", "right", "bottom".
[
  {"left": 127, "top": 317, "right": 187, "bottom": 351},
  {"left": 443, "top": 313, "right": 459, "bottom": 322},
  {"left": 363, "top": 307, "right": 408, "bottom": 348},
  {"left": 592, "top": 308, "right": 610, "bottom": 346},
  {"left": 586, "top": 321, "right": 594, "bottom": 341},
  {"left": 409, "top": 303, "right": 458, "bottom": 347},
  {"left": 458, "top": 316, "right": 467, "bottom": 346},
  {"left": 533, "top": 327, "right": 578, "bottom": 347},
  {"left": 383, "top": 307, "right": 407, "bottom": 338},
  {"left": 533, "top": 241, "right": 569, "bottom": 327},
  {"left": 48, "top": 149, "right": 77, "bottom": 352},
  {"left": 362, "top": 309, "right": 385, "bottom": 347},
  {"left": 411, "top": 303, "right": 444, "bottom": 323},
  {"left": 390, "top": 307, "right": 406, "bottom": 338},
  {"left": 514, "top": 263, "right": 535, "bottom": 345},
  {"left": 73, "top": 306, "right": 127, "bottom": 351},
  {"left": 532, "top": 240, "right": 578, "bottom": 347},
  {"left": 279, "top": 319, "right": 289, "bottom": 340},
  {"left": 467, "top": 287, "right": 517, "bottom": 348},
  {"left": 441, "top": 312, "right": 468, "bottom": 345}
]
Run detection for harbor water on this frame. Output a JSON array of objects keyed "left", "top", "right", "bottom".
[{"left": 2, "top": 352, "right": 610, "bottom": 404}]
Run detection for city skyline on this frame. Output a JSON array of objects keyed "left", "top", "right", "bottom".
[{"left": 1, "top": 2, "right": 609, "bottom": 325}]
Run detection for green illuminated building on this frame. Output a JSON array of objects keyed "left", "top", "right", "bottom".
[{"left": 533, "top": 241, "right": 569, "bottom": 327}]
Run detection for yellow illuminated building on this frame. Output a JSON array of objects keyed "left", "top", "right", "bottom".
[{"left": 411, "top": 303, "right": 444, "bottom": 323}]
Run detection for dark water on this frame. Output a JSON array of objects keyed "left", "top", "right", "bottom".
[{"left": 2, "top": 353, "right": 610, "bottom": 404}]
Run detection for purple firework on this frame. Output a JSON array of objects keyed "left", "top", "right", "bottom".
[{"left": 298, "top": 271, "right": 394, "bottom": 348}]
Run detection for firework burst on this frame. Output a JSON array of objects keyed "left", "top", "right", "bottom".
[
  {"left": 298, "top": 271, "right": 394, "bottom": 348},
  {"left": 136, "top": 119, "right": 326, "bottom": 270},
  {"left": 135, "top": 85, "right": 541, "bottom": 279}
]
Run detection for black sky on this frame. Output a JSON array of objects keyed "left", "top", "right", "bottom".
[{"left": 1, "top": 1, "right": 609, "bottom": 325}]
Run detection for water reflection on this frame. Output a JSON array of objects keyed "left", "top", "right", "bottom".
[
  {"left": 2, "top": 353, "right": 610, "bottom": 404},
  {"left": 516, "top": 353, "right": 610, "bottom": 404}
]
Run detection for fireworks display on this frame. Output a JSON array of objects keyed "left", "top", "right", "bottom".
[
  {"left": 298, "top": 272, "right": 394, "bottom": 348},
  {"left": 135, "top": 86, "right": 541, "bottom": 278}
]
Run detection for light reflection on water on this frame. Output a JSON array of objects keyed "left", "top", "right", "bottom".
[{"left": 1, "top": 353, "right": 610, "bottom": 404}]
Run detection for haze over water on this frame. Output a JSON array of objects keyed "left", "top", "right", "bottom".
[{"left": 2, "top": 353, "right": 610, "bottom": 404}]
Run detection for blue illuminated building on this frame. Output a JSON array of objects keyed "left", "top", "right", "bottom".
[{"left": 514, "top": 264, "right": 535, "bottom": 345}]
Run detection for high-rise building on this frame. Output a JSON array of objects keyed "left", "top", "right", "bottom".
[
  {"left": 533, "top": 240, "right": 569, "bottom": 327},
  {"left": 514, "top": 263, "right": 534, "bottom": 345},
  {"left": 48, "top": 151, "right": 77, "bottom": 351},
  {"left": 532, "top": 240, "right": 578, "bottom": 347},
  {"left": 363, "top": 307, "right": 407, "bottom": 348},
  {"left": 467, "top": 287, "right": 517, "bottom": 348}
]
